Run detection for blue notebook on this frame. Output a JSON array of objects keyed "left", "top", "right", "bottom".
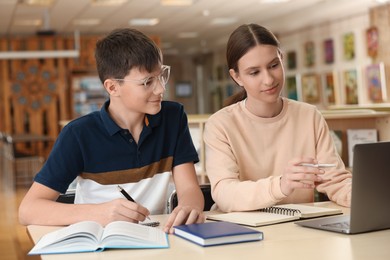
[{"left": 174, "top": 221, "right": 263, "bottom": 247}]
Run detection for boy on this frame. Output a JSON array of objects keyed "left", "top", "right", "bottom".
[{"left": 19, "top": 28, "right": 205, "bottom": 233}]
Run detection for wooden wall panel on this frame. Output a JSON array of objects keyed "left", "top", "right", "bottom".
[{"left": 0, "top": 35, "right": 82, "bottom": 157}]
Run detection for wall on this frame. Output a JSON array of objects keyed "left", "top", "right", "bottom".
[
  {"left": 209, "top": 8, "right": 390, "bottom": 112},
  {"left": 164, "top": 53, "right": 214, "bottom": 114},
  {"left": 279, "top": 12, "right": 374, "bottom": 108},
  {"left": 279, "top": 7, "right": 390, "bottom": 110}
]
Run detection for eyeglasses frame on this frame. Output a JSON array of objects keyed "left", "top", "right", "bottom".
[{"left": 112, "top": 65, "right": 171, "bottom": 91}]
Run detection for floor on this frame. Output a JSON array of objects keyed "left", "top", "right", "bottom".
[{"left": 0, "top": 185, "right": 40, "bottom": 260}]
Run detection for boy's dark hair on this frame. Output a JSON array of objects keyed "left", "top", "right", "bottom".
[
  {"left": 95, "top": 28, "right": 162, "bottom": 83},
  {"left": 224, "top": 24, "right": 280, "bottom": 106}
]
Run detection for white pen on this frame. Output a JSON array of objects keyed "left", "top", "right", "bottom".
[{"left": 300, "top": 163, "right": 336, "bottom": 168}]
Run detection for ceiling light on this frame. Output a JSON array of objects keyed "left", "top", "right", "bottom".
[
  {"left": 161, "top": 42, "right": 173, "bottom": 48},
  {"left": 14, "top": 19, "right": 42, "bottom": 26},
  {"left": 178, "top": 32, "right": 198, "bottom": 38},
  {"left": 0, "top": 31, "right": 80, "bottom": 60},
  {"left": 91, "top": 0, "right": 128, "bottom": 6},
  {"left": 19, "top": 0, "right": 54, "bottom": 5},
  {"left": 73, "top": 19, "right": 101, "bottom": 26},
  {"left": 163, "top": 48, "right": 179, "bottom": 55},
  {"left": 160, "top": 0, "right": 194, "bottom": 6},
  {"left": 259, "top": 0, "right": 290, "bottom": 3},
  {"left": 211, "top": 17, "right": 238, "bottom": 25},
  {"left": 202, "top": 10, "right": 210, "bottom": 16},
  {"left": 1, "top": 0, "right": 18, "bottom": 4},
  {"left": 129, "top": 18, "right": 159, "bottom": 26},
  {"left": 0, "top": 50, "right": 79, "bottom": 59}
]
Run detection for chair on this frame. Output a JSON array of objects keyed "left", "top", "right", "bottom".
[
  {"left": 167, "top": 184, "right": 215, "bottom": 213},
  {"left": 315, "top": 191, "right": 330, "bottom": 202},
  {"left": 56, "top": 189, "right": 76, "bottom": 204},
  {"left": 2, "top": 133, "right": 45, "bottom": 189},
  {"left": 57, "top": 184, "right": 215, "bottom": 212}
]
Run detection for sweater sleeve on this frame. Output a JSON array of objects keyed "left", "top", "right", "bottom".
[
  {"left": 204, "top": 117, "right": 286, "bottom": 212},
  {"left": 313, "top": 112, "right": 352, "bottom": 207}
]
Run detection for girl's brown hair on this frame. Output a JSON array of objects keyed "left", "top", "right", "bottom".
[{"left": 224, "top": 24, "right": 280, "bottom": 107}]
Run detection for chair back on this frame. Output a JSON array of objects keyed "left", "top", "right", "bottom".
[
  {"left": 1, "top": 133, "right": 44, "bottom": 189},
  {"left": 2, "top": 134, "right": 15, "bottom": 160},
  {"left": 167, "top": 184, "right": 214, "bottom": 213}
]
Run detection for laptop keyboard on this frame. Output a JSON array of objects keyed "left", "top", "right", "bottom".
[{"left": 322, "top": 221, "right": 350, "bottom": 230}]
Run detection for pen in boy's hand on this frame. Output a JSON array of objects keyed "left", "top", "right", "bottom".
[
  {"left": 117, "top": 185, "right": 134, "bottom": 201},
  {"left": 300, "top": 163, "right": 336, "bottom": 168},
  {"left": 117, "top": 185, "right": 151, "bottom": 220}
]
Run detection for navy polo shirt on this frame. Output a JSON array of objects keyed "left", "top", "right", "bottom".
[{"left": 34, "top": 100, "right": 199, "bottom": 194}]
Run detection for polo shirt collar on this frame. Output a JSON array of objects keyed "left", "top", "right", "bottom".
[
  {"left": 100, "top": 100, "right": 121, "bottom": 136},
  {"left": 145, "top": 109, "right": 162, "bottom": 129},
  {"left": 100, "top": 99, "right": 163, "bottom": 136}
]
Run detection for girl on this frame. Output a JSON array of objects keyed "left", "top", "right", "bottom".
[{"left": 204, "top": 24, "right": 351, "bottom": 212}]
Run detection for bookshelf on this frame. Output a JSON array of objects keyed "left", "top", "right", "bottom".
[
  {"left": 71, "top": 76, "right": 108, "bottom": 118},
  {"left": 321, "top": 109, "right": 390, "bottom": 165},
  {"left": 188, "top": 114, "right": 211, "bottom": 184}
]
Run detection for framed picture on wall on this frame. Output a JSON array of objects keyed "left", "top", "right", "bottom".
[
  {"left": 323, "top": 72, "right": 337, "bottom": 105},
  {"left": 343, "top": 32, "right": 355, "bottom": 60},
  {"left": 343, "top": 69, "right": 358, "bottom": 104},
  {"left": 175, "top": 82, "right": 192, "bottom": 97},
  {"left": 323, "top": 38, "right": 334, "bottom": 64},
  {"left": 304, "top": 41, "right": 315, "bottom": 67},
  {"left": 366, "top": 26, "right": 379, "bottom": 58},
  {"left": 286, "top": 75, "right": 298, "bottom": 100},
  {"left": 301, "top": 74, "right": 321, "bottom": 103},
  {"left": 365, "top": 63, "right": 387, "bottom": 103},
  {"left": 287, "top": 51, "right": 297, "bottom": 69}
]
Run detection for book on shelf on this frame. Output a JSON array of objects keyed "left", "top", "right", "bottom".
[
  {"left": 28, "top": 220, "right": 169, "bottom": 255},
  {"left": 174, "top": 221, "right": 263, "bottom": 247},
  {"left": 206, "top": 204, "right": 343, "bottom": 227},
  {"left": 347, "top": 129, "right": 378, "bottom": 167}
]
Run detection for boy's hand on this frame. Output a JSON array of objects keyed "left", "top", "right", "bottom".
[
  {"left": 96, "top": 198, "right": 151, "bottom": 226},
  {"left": 163, "top": 205, "right": 205, "bottom": 234}
]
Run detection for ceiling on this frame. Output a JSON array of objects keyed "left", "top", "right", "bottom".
[{"left": 0, "top": 0, "right": 387, "bottom": 55}]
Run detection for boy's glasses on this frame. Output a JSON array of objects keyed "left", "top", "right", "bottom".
[{"left": 113, "top": 65, "right": 170, "bottom": 92}]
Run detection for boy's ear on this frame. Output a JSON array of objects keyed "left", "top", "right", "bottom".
[{"left": 103, "top": 79, "right": 119, "bottom": 96}]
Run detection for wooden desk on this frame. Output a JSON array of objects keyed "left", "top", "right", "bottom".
[{"left": 27, "top": 202, "right": 390, "bottom": 260}]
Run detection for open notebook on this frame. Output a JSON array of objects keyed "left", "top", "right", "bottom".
[{"left": 207, "top": 204, "right": 342, "bottom": 227}]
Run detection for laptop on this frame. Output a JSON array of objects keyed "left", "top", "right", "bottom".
[{"left": 295, "top": 141, "right": 390, "bottom": 234}]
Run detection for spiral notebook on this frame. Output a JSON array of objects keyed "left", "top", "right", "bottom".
[{"left": 207, "top": 204, "right": 342, "bottom": 227}]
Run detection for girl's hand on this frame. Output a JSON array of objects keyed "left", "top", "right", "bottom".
[{"left": 280, "top": 157, "right": 325, "bottom": 196}]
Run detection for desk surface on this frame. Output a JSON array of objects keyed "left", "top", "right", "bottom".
[{"left": 27, "top": 202, "right": 390, "bottom": 260}]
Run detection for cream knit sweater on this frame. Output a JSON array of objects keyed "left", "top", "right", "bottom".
[{"left": 204, "top": 97, "right": 351, "bottom": 212}]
